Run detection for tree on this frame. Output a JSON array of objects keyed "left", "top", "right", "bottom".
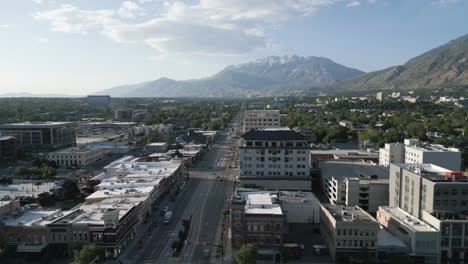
[
  {"left": 41, "top": 166, "right": 56, "bottom": 180},
  {"left": 74, "top": 244, "right": 105, "bottom": 264},
  {"left": 15, "top": 166, "right": 29, "bottom": 175},
  {"left": 164, "top": 131, "right": 175, "bottom": 145},
  {"left": 62, "top": 180, "right": 80, "bottom": 200},
  {"left": 234, "top": 244, "right": 258, "bottom": 264}
]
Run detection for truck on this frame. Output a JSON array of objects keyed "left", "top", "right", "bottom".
[{"left": 163, "top": 211, "right": 173, "bottom": 225}]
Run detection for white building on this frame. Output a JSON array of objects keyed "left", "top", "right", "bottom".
[
  {"left": 385, "top": 163, "right": 468, "bottom": 263},
  {"left": 239, "top": 128, "right": 310, "bottom": 191},
  {"left": 376, "top": 92, "right": 383, "bottom": 101},
  {"left": 242, "top": 110, "right": 281, "bottom": 132},
  {"left": 320, "top": 160, "right": 389, "bottom": 213},
  {"left": 378, "top": 139, "right": 461, "bottom": 171},
  {"left": 145, "top": 142, "right": 168, "bottom": 153},
  {"left": 379, "top": 143, "right": 405, "bottom": 167},
  {"left": 47, "top": 147, "right": 103, "bottom": 167}
]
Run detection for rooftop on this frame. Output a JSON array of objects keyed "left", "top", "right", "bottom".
[
  {"left": 394, "top": 163, "right": 465, "bottom": 182},
  {"left": 1, "top": 209, "right": 63, "bottom": 227},
  {"left": 377, "top": 226, "right": 408, "bottom": 248},
  {"left": 49, "top": 147, "right": 100, "bottom": 154},
  {"left": 379, "top": 206, "right": 437, "bottom": 232},
  {"left": 321, "top": 160, "right": 389, "bottom": 181},
  {"left": 406, "top": 143, "right": 460, "bottom": 153},
  {"left": 241, "top": 128, "right": 306, "bottom": 141},
  {"left": 323, "top": 204, "right": 378, "bottom": 223},
  {"left": 0, "top": 136, "right": 15, "bottom": 141},
  {"left": 238, "top": 191, "right": 283, "bottom": 216},
  {"left": 0, "top": 121, "right": 73, "bottom": 127}
]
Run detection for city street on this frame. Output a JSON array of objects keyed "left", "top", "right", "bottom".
[{"left": 117, "top": 116, "right": 241, "bottom": 264}]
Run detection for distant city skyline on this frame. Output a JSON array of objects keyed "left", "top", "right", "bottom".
[{"left": 0, "top": 0, "right": 467, "bottom": 95}]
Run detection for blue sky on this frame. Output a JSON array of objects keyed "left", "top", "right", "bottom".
[{"left": 0, "top": 0, "right": 467, "bottom": 95}]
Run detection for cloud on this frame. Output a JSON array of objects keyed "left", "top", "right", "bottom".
[
  {"left": 0, "top": 24, "right": 9, "bottom": 29},
  {"left": 37, "top": 37, "right": 49, "bottom": 43},
  {"left": 346, "top": 1, "right": 361, "bottom": 7},
  {"left": 118, "top": 1, "right": 146, "bottom": 19},
  {"left": 432, "top": 0, "right": 460, "bottom": 6},
  {"left": 34, "top": 0, "right": 337, "bottom": 55},
  {"left": 32, "top": 0, "right": 44, "bottom": 3}
]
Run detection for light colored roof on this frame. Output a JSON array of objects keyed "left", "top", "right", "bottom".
[
  {"left": 0, "top": 121, "right": 72, "bottom": 127},
  {"left": 323, "top": 204, "right": 377, "bottom": 223},
  {"left": 378, "top": 206, "right": 437, "bottom": 232},
  {"left": 2, "top": 209, "right": 62, "bottom": 227},
  {"left": 0, "top": 136, "right": 15, "bottom": 140},
  {"left": 146, "top": 142, "right": 167, "bottom": 146},
  {"left": 242, "top": 192, "right": 282, "bottom": 215}
]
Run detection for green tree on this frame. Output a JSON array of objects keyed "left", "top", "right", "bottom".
[
  {"left": 74, "top": 244, "right": 105, "bottom": 264},
  {"left": 40, "top": 166, "right": 56, "bottom": 180},
  {"left": 15, "top": 166, "right": 29, "bottom": 175},
  {"left": 234, "top": 244, "right": 258, "bottom": 264}
]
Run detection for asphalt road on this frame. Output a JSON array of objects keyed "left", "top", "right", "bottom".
[{"left": 119, "top": 116, "right": 241, "bottom": 264}]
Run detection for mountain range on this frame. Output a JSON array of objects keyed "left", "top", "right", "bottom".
[
  {"left": 324, "top": 33, "right": 468, "bottom": 94},
  {"left": 97, "top": 55, "right": 364, "bottom": 98}
]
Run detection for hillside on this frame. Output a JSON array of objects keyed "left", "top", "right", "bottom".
[{"left": 325, "top": 33, "right": 468, "bottom": 93}]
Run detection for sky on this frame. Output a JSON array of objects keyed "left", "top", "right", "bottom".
[{"left": 0, "top": 0, "right": 467, "bottom": 96}]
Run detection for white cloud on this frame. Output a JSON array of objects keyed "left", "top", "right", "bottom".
[
  {"left": 0, "top": 24, "right": 9, "bottom": 29},
  {"left": 32, "top": 0, "right": 44, "bottom": 4},
  {"left": 34, "top": 0, "right": 337, "bottom": 55},
  {"left": 346, "top": 1, "right": 361, "bottom": 8},
  {"left": 37, "top": 37, "right": 49, "bottom": 43},
  {"left": 118, "top": 1, "right": 146, "bottom": 19},
  {"left": 432, "top": 0, "right": 460, "bottom": 6}
]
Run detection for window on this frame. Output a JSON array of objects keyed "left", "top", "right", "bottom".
[
  {"left": 265, "top": 223, "right": 271, "bottom": 231},
  {"left": 275, "top": 223, "right": 281, "bottom": 231}
]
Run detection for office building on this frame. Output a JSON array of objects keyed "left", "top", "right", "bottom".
[
  {"left": 0, "top": 122, "right": 76, "bottom": 151},
  {"left": 47, "top": 147, "right": 103, "bottom": 167},
  {"left": 242, "top": 110, "right": 281, "bottom": 132},
  {"left": 86, "top": 95, "right": 110, "bottom": 108},
  {"left": 320, "top": 160, "right": 389, "bottom": 212},
  {"left": 239, "top": 128, "right": 311, "bottom": 191},
  {"left": 379, "top": 140, "right": 461, "bottom": 171},
  {"left": 387, "top": 163, "right": 468, "bottom": 263},
  {"left": 379, "top": 143, "right": 405, "bottom": 167},
  {"left": 320, "top": 204, "right": 380, "bottom": 262},
  {"left": 0, "top": 136, "right": 17, "bottom": 159}
]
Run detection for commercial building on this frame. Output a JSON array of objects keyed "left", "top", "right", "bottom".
[
  {"left": 377, "top": 206, "right": 439, "bottom": 263},
  {"left": 114, "top": 109, "right": 134, "bottom": 121},
  {"left": 320, "top": 160, "right": 389, "bottom": 212},
  {"left": 242, "top": 110, "right": 281, "bottom": 132},
  {"left": 404, "top": 139, "right": 461, "bottom": 171},
  {"left": 86, "top": 95, "right": 110, "bottom": 108},
  {"left": 320, "top": 204, "right": 380, "bottom": 262},
  {"left": 230, "top": 189, "right": 320, "bottom": 254},
  {"left": 239, "top": 128, "right": 311, "bottom": 191},
  {"left": 47, "top": 147, "right": 103, "bottom": 167},
  {"left": 0, "top": 136, "right": 17, "bottom": 159},
  {"left": 145, "top": 142, "right": 168, "bottom": 153},
  {"left": 379, "top": 143, "right": 405, "bottom": 167},
  {"left": 0, "top": 122, "right": 76, "bottom": 151},
  {"left": 310, "top": 148, "right": 379, "bottom": 169},
  {"left": 387, "top": 163, "right": 468, "bottom": 263},
  {"left": 0, "top": 200, "right": 21, "bottom": 215},
  {"left": 378, "top": 139, "right": 461, "bottom": 171},
  {"left": 376, "top": 92, "right": 383, "bottom": 101}
]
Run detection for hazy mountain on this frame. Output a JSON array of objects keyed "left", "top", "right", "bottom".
[
  {"left": 325, "top": 33, "right": 468, "bottom": 93},
  {"left": 97, "top": 55, "right": 364, "bottom": 97}
]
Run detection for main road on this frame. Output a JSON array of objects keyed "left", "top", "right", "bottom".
[{"left": 118, "top": 114, "right": 241, "bottom": 264}]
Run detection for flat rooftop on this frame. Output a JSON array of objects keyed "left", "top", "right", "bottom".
[
  {"left": 321, "top": 160, "right": 389, "bottom": 181},
  {"left": 379, "top": 206, "right": 437, "bottom": 232},
  {"left": 240, "top": 192, "right": 283, "bottom": 216},
  {"left": 49, "top": 147, "right": 99, "bottom": 154},
  {"left": 323, "top": 204, "right": 377, "bottom": 223},
  {"left": 0, "top": 121, "right": 73, "bottom": 127},
  {"left": 406, "top": 144, "right": 460, "bottom": 153},
  {"left": 394, "top": 163, "right": 465, "bottom": 182},
  {"left": 1, "top": 209, "right": 63, "bottom": 227},
  {"left": 378, "top": 226, "right": 408, "bottom": 248},
  {"left": 0, "top": 136, "right": 15, "bottom": 140}
]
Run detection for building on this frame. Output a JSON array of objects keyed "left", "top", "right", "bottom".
[
  {"left": 376, "top": 92, "right": 383, "bottom": 101},
  {"left": 239, "top": 128, "right": 311, "bottom": 191},
  {"left": 320, "top": 204, "right": 380, "bottom": 262},
  {"left": 86, "top": 95, "right": 110, "bottom": 108},
  {"left": 230, "top": 191, "right": 285, "bottom": 255},
  {"left": 114, "top": 109, "right": 134, "bottom": 121},
  {"left": 242, "top": 110, "right": 281, "bottom": 133},
  {"left": 320, "top": 160, "right": 389, "bottom": 212},
  {"left": 0, "top": 136, "right": 17, "bottom": 159},
  {"left": 378, "top": 140, "right": 461, "bottom": 171},
  {"left": 404, "top": 139, "right": 461, "bottom": 171},
  {"left": 85, "top": 142, "right": 130, "bottom": 154},
  {"left": 310, "top": 148, "right": 379, "bottom": 169},
  {"left": 377, "top": 206, "right": 439, "bottom": 263},
  {"left": 379, "top": 143, "right": 405, "bottom": 167},
  {"left": 0, "top": 200, "right": 21, "bottom": 215},
  {"left": 47, "top": 147, "right": 103, "bottom": 168},
  {"left": 388, "top": 163, "right": 468, "bottom": 263},
  {"left": 0, "top": 122, "right": 76, "bottom": 151},
  {"left": 145, "top": 142, "right": 168, "bottom": 153}
]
